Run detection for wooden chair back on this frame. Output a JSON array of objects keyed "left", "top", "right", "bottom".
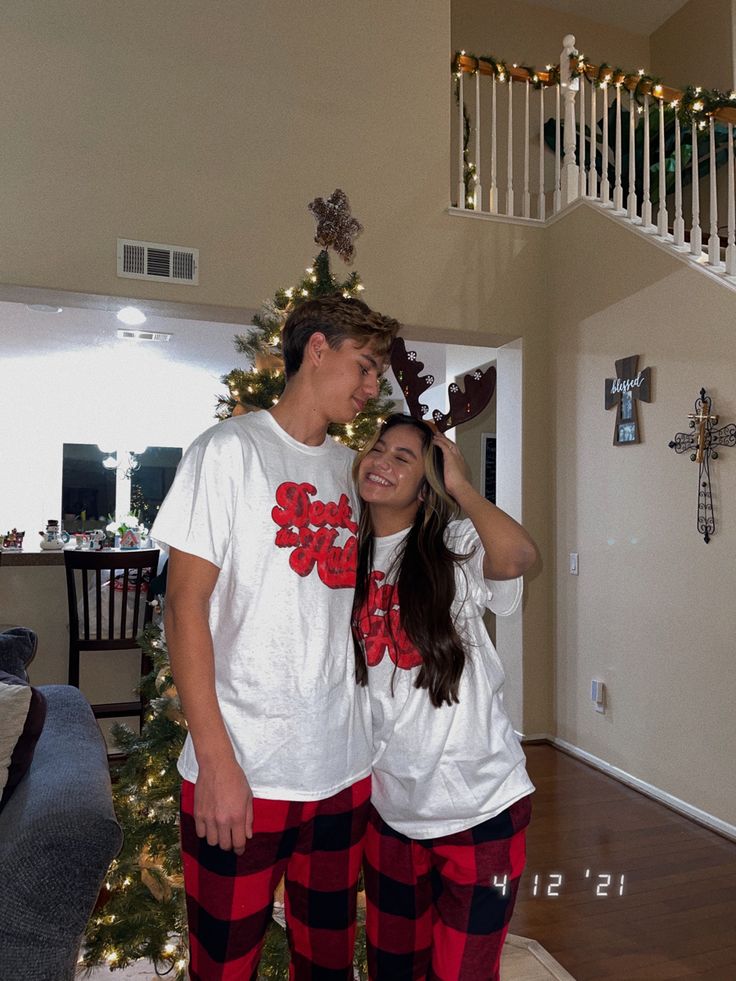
[{"left": 64, "top": 548, "right": 160, "bottom": 721}]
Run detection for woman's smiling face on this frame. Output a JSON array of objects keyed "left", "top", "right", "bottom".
[{"left": 357, "top": 424, "right": 427, "bottom": 522}]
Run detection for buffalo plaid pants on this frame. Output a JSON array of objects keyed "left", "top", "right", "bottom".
[
  {"left": 364, "top": 795, "right": 532, "bottom": 981},
  {"left": 180, "top": 775, "right": 371, "bottom": 980}
]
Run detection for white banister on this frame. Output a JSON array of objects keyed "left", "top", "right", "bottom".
[
  {"left": 506, "top": 75, "right": 514, "bottom": 216},
  {"left": 708, "top": 117, "right": 720, "bottom": 264},
  {"left": 523, "top": 79, "right": 531, "bottom": 217},
  {"left": 474, "top": 70, "right": 483, "bottom": 210},
  {"left": 690, "top": 119, "right": 702, "bottom": 255},
  {"left": 613, "top": 83, "right": 623, "bottom": 210},
  {"left": 601, "top": 81, "right": 610, "bottom": 203},
  {"left": 673, "top": 112, "right": 685, "bottom": 244},
  {"left": 538, "top": 85, "right": 546, "bottom": 220},
  {"left": 554, "top": 83, "right": 562, "bottom": 212},
  {"left": 490, "top": 75, "right": 498, "bottom": 213},
  {"left": 560, "top": 34, "right": 580, "bottom": 206},
  {"left": 457, "top": 68, "right": 466, "bottom": 208},
  {"left": 726, "top": 122, "right": 736, "bottom": 274},
  {"left": 642, "top": 95, "right": 652, "bottom": 227},
  {"left": 657, "top": 97, "right": 668, "bottom": 236},
  {"left": 449, "top": 40, "right": 736, "bottom": 291},
  {"left": 588, "top": 80, "right": 597, "bottom": 197},
  {"left": 626, "top": 90, "right": 637, "bottom": 219}
]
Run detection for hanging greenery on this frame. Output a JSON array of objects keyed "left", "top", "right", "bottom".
[{"left": 543, "top": 101, "right": 736, "bottom": 206}]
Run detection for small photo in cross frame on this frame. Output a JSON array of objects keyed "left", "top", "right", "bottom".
[{"left": 617, "top": 422, "right": 637, "bottom": 443}]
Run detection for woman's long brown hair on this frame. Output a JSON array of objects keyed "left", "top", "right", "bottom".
[{"left": 352, "top": 414, "right": 474, "bottom": 707}]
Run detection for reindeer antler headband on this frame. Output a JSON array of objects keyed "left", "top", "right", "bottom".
[{"left": 390, "top": 337, "right": 497, "bottom": 434}]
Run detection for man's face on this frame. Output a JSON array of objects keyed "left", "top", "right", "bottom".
[{"left": 316, "top": 337, "right": 384, "bottom": 424}]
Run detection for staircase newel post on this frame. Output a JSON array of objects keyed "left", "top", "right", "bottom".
[{"left": 560, "top": 34, "right": 580, "bottom": 207}]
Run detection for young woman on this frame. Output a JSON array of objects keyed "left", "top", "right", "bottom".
[{"left": 352, "top": 413, "right": 539, "bottom": 981}]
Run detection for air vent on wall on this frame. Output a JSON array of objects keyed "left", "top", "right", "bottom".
[
  {"left": 117, "top": 329, "right": 173, "bottom": 342},
  {"left": 117, "top": 238, "right": 199, "bottom": 285}
]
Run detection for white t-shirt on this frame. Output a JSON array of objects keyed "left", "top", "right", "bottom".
[
  {"left": 151, "top": 411, "right": 372, "bottom": 801},
  {"left": 357, "top": 519, "right": 534, "bottom": 839}
]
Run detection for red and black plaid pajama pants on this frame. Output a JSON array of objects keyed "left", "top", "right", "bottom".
[
  {"left": 180, "top": 775, "right": 371, "bottom": 980},
  {"left": 363, "top": 794, "right": 532, "bottom": 981}
]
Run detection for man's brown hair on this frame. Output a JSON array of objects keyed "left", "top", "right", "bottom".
[{"left": 281, "top": 295, "right": 400, "bottom": 379}]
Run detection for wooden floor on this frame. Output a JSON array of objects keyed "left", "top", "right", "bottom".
[{"left": 509, "top": 745, "right": 736, "bottom": 980}]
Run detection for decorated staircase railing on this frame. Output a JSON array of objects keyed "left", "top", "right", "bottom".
[{"left": 452, "top": 35, "right": 736, "bottom": 279}]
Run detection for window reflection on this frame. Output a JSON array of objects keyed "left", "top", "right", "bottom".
[{"left": 61, "top": 444, "right": 181, "bottom": 532}]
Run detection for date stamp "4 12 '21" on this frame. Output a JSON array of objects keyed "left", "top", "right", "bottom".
[{"left": 491, "top": 871, "right": 627, "bottom": 898}]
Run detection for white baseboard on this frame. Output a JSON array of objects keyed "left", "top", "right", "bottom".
[{"left": 518, "top": 733, "right": 736, "bottom": 842}]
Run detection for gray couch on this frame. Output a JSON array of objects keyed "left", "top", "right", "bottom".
[{"left": 0, "top": 630, "right": 123, "bottom": 980}]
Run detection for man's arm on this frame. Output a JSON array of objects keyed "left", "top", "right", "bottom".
[
  {"left": 433, "top": 433, "right": 539, "bottom": 580},
  {"left": 165, "top": 546, "right": 253, "bottom": 853}
]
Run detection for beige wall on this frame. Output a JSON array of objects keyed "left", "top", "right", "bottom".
[
  {"left": 452, "top": 0, "right": 650, "bottom": 73},
  {"left": 3, "top": 2, "right": 735, "bottom": 825},
  {"left": 546, "top": 202, "right": 736, "bottom": 826},
  {"left": 651, "top": 0, "right": 734, "bottom": 91},
  {"left": 1, "top": 0, "right": 554, "bottom": 738}
]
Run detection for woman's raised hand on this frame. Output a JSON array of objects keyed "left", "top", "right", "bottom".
[{"left": 432, "top": 432, "right": 473, "bottom": 501}]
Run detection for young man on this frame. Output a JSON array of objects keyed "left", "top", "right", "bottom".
[{"left": 151, "top": 295, "right": 399, "bottom": 980}]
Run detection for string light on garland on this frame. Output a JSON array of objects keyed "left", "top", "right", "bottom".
[{"left": 453, "top": 46, "right": 736, "bottom": 177}]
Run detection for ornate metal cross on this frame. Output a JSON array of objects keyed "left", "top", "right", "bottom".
[
  {"left": 668, "top": 388, "right": 735, "bottom": 543},
  {"left": 605, "top": 355, "right": 652, "bottom": 444}
]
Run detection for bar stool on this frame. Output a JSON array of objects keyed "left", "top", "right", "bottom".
[{"left": 64, "top": 548, "right": 160, "bottom": 727}]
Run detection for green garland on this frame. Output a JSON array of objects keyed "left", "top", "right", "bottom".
[
  {"left": 452, "top": 49, "right": 736, "bottom": 210},
  {"left": 452, "top": 49, "right": 736, "bottom": 125}
]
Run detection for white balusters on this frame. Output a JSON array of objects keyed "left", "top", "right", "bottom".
[
  {"left": 538, "top": 85, "right": 546, "bottom": 220},
  {"left": 642, "top": 94, "right": 652, "bottom": 227},
  {"left": 457, "top": 67, "right": 466, "bottom": 208},
  {"left": 490, "top": 75, "right": 498, "bottom": 213},
  {"left": 613, "top": 83, "right": 623, "bottom": 210},
  {"left": 448, "top": 39, "right": 736, "bottom": 288},
  {"left": 601, "top": 81, "right": 610, "bottom": 203},
  {"left": 673, "top": 111, "right": 685, "bottom": 245},
  {"left": 554, "top": 83, "right": 562, "bottom": 212},
  {"left": 626, "top": 89, "right": 637, "bottom": 219},
  {"left": 560, "top": 34, "right": 580, "bottom": 205},
  {"left": 708, "top": 117, "right": 720, "bottom": 264},
  {"left": 588, "top": 80, "right": 597, "bottom": 196},
  {"left": 657, "top": 97, "right": 669, "bottom": 236},
  {"left": 690, "top": 118, "right": 702, "bottom": 254},
  {"left": 726, "top": 122, "right": 736, "bottom": 274},
  {"left": 474, "top": 70, "right": 483, "bottom": 210},
  {"left": 578, "top": 72, "right": 586, "bottom": 197},
  {"left": 523, "top": 80, "right": 531, "bottom": 217},
  {"left": 506, "top": 74, "right": 514, "bottom": 216}
]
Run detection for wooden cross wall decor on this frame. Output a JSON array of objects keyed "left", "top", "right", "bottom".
[
  {"left": 605, "top": 355, "right": 652, "bottom": 445},
  {"left": 668, "top": 388, "right": 735, "bottom": 543}
]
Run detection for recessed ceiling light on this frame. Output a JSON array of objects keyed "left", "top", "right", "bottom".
[
  {"left": 117, "top": 306, "right": 147, "bottom": 326},
  {"left": 27, "top": 304, "right": 63, "bottom": 313}
]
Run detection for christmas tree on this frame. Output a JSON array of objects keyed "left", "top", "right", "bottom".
[
  {"left": 82, "top": 622, "right": 189, "bottom": 977},
  {"left": 81, "top": 190, "right": 392, "bottom": 979},
  {"left": 216, "top": 189, "right": 395, "bottom": 444}
]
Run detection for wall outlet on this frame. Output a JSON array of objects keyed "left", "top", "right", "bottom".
[{"left": 569, "top": 552, "right": 579, "bottom": 575}]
